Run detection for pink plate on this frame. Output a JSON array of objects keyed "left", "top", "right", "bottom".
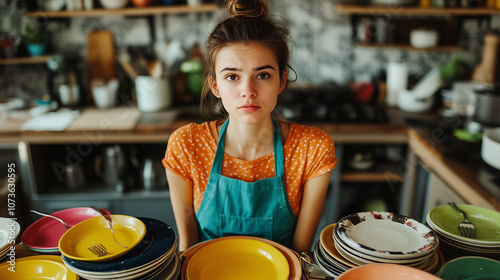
[{"left": 22, "top": 207, "right": 111, "bottom": 250}]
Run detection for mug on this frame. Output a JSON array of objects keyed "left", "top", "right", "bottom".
[{"left": 92, "top": 78, "right": 119, "bottom": 109}]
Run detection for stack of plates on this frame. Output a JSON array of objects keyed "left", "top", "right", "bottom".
[
  {"left": 21, "top": 207, "right": 111, "bottom": 254},
  {"left": 0, "top": 218, "right": 20, "bottom": 261},
  {"left": 315, "top": 211, "right": 442, "bottom": 278},
  {"left": 180, "top": 236, "right": 302, "bottom": 280},
  {"left": 427, "top": 204, "right": 500, "bottom": 261},
  {"left": 0, "top": 255, "right": 79, "bottom": 279},
  {"left": 61, "top": 216, "right": 179, "bottom": 280}
]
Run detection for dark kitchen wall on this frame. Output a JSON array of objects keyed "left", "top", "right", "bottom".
[{"left": 1, "top": 0, "right": 498, "bottom": 101}]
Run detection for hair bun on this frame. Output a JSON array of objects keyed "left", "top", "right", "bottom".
[{"left": 226, "top": 0, "right": 268, "bottom": 18}]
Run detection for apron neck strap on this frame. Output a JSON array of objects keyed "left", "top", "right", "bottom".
[{"left": 212, "top": 118, "right": 284, "bottom": 176}]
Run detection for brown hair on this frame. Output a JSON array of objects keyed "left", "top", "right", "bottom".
[{"left": 200, "top": 0, "right": 294, "bottom": 118}]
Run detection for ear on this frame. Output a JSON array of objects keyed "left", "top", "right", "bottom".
[
  {"left": 279, "top": 70, "right": 288, "bottom": 94},
  {"left": 209, "top": 76, "right": 220, "bottom": 98}
]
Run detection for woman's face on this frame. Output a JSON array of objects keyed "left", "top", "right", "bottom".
[{"left": 210, "top": 42, "right": 287, "bottom": 125}]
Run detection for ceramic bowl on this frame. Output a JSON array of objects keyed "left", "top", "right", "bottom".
[
  {"left": 99, "top": 0, "right": 129, "bottom": 9},
  {"left": 336, "top": 263, "right": 441, "bottom": 280},
  {"left": 438, "top": 256, "right": 500, "bottom": 280}
]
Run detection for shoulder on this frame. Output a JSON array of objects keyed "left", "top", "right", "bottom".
[
  {"left": 288, "top": 122, "right": 333, "bottom": 144},
  {"left": 168, "top": 122, "right": 215, "bottom": 146},
  {"left": 170, "top": 122, "right": 213, "bottom": 138}
]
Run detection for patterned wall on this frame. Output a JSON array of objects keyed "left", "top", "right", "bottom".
[{"left": 0, "top": 0, "right": 498, "bottom": 102}]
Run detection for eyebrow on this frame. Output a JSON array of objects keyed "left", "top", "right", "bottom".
[{"left": 219, "top": 65, "right": 276, "bottom": 73}]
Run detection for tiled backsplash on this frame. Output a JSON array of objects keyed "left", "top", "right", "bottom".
[{"left": 1, "top": 0, "right": 498, "bottom": 102}]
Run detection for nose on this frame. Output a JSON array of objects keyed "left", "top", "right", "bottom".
[{"left": 240, "top": 79, "right": 257, "bottom": 98}]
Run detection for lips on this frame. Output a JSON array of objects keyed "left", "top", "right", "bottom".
[{"left": 238, "top": 104, "right": 260, "bottom": 112}]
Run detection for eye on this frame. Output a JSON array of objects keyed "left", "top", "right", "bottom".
[
  {"left": 224, "top": 74, "right": 238, "bottom": 81},
  {"left": 257, "top": 73, "right": 270, "bottom": 80}
]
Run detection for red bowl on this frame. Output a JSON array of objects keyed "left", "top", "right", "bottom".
[{"left": 22, "top": 207, "right": 111, "bottom": 251}]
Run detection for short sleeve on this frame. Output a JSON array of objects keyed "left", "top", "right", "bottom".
[
  {"left": 304, "top": 126, "right": 337, "bottom": 181},
  {"left": 162, "top": 124, "right": 194, "bottom": 184}
]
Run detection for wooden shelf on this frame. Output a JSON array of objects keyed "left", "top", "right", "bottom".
[
  {"left": 0, "top": 55, "right": 51, "bottom": 65},
  {"left": 356, "top": 42, "right": 461, "bottom": 52},
  {"left": 26, "top": 3, "right": 219, "bottom": 17},
  {"left": 341, "top": 171, "right": 404, "bottom": 183},
  {"left": 336, "top": 4, "right": 500, "bottom": 15},
  {"left": 341, "top": 160, "right": 405, "bottom": 183}
]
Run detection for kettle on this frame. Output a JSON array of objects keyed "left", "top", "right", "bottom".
[
  {"left": 95, "top": 145, "right": 128, "bottom": 192},
  {"left": 140, "top": 158, "right": 168, "bottom": 190}
]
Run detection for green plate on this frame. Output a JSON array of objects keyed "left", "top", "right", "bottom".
[
  {"left": 438, "top": 256, "right": 500, "bottom": 280},
  {"left": 429, "top": 204, "right": 500, "bottom": 243}
]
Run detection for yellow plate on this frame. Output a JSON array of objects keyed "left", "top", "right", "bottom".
[
  {"left": 59, "top": 215, "right": 146, "bottom": 262},
  {"left": 0, "top": 258, "right": 78, "bottom": 280},
  {"left": 186, "top": 238, "right": 289, "bottom": 280}
]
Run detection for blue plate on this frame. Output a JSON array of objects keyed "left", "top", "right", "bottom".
[{"left": 62, "top": 217, "right": 176, "bottom": 272}]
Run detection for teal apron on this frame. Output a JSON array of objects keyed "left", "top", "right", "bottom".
[{"left": 196, "top": 118, "right": 296, "bottom": 247}]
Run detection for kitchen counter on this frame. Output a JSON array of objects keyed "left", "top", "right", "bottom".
[
  {"left": 408, "top": 127, "right": 500, "bottom": 211},
  {"left": 1, "top": 105, "right": 499, "bottom": 212}
]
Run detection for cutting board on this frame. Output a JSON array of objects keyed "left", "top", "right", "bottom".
[
  {"left": 66, "top": 107, "right": 141, "bottom": 131},
  {"left": 87, "top": 30, "right": 117, "bottom": 101}
]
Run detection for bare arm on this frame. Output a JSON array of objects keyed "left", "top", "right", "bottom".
[
  {"left": 165, "top": 169, "right": 200, "bottom": 251},
  {"left": 292, "top": 171, "right": 332, "bottom": 252}
]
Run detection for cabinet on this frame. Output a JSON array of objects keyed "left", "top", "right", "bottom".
[
  {"left": 335, "top": 4, "right": 497, "bottom": 51},
  {"left": 314, "top": 131, "right": 409, "bottom": 244},
  {"left": 17, "top": 140, "right": 178, "bottom": 233}
]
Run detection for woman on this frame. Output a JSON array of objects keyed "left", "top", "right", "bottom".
[{"left": 163, "top": 0, "right": 337, "bottom": 252}]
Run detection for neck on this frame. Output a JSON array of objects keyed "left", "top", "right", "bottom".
[{"left": 223, "top": 117, "right": 275, "bottom": 161}]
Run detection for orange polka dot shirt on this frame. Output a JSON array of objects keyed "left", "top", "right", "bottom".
[{"left": 162, "top": 121, "right": 337, "bottom": 216}]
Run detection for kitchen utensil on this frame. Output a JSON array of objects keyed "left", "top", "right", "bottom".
[
  {"left": 428, "top": 204, "right": 500, "bottom": 244},
  {"left": 91, "top": 78, "right": 119, "bottom": 109},
  {"left": 472, "top": 33, "right": 499, "bottom": 83},
  {"left": 99, "top": 0, "right": 129, "bottom": 9},
  {"left": 412, "top": 67, "right": 442, "bottom": 99},
  {"left": 473, "top": 86, "right": 500, "bottom": 126},
  {"left": 397, "top": 89, "right": 434, "bottom": 113},
  {"left": 481, "top": 127, "right": 500, "bottom": 170},
  {"left": 62, "top": 217, "right": 176, "bottom": 273},
  {"left": 89, "top": 206, "right": 127, "bottom": 248},
  {"left": 438, "top": 256, "right": 500, "bottom": 280},
  {"left": 95, "top": 145, "right": 127, "bottom": 191},
  {"left": 186, "top": 238, "right": 289, "bottom": 280},
  {"left": 0, "top": 258, "right": 78, "bottom": 280},
  {"left": 58, "top": 215, "right": 146, "bottom": 262},
  {"left": 141, "top": 158, "right": 168, "bottom": 190},
  {"left": 30, "top": 210, "right": 71, "bottom": 231},
  {"left": 410, "top": 29, "right": 439, "bottom": 48},
  {"left": 87, "top": 243, "right": 108, "bottom": 257},
  {"left": 335, "top": 263, "right": 441, "bottom": 280},
  {"left": 22, "top": 207, "right": 111, "bottom": 251},
  {"left": 449, "top": 202, "right": 476, "bottom": 238},
  {"left": 135, "top": 76, "right": 172, "bottom": 112},
  {"left": 61, "top": 164, "right": 85, "bottom": 190},
  {"left": 87, "top": 30, "right": 116, "bottom": 102}
]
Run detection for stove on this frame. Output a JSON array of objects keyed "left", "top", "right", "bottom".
[{"left": 276, "top": 87, "right": 389, "bottom": 124}]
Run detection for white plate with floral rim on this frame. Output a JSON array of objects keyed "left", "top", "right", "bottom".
[{"left": 335, "top": 211, "right": 438, "bottom": 260}]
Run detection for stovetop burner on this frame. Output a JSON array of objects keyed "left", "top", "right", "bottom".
[{"left": 276, "top": 87, "right": 388, "bottom": 124}]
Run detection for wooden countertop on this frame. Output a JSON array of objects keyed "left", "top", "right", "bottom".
[
  {"left": 0, "top": 105, "right": 410, "bottom": 144},
  {"left": 408, "top": 127, "right": 500, "bottom": 211},
  {"left": 2, "top": 105, "right": 499, "bottom": 210}
]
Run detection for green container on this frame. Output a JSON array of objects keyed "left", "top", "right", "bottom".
[
  {"left": 180, "top": 60, "right": 203, "bottom": 96},
  {"left": 438, "top": 256, "right": 500, "bottom": 280}
]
